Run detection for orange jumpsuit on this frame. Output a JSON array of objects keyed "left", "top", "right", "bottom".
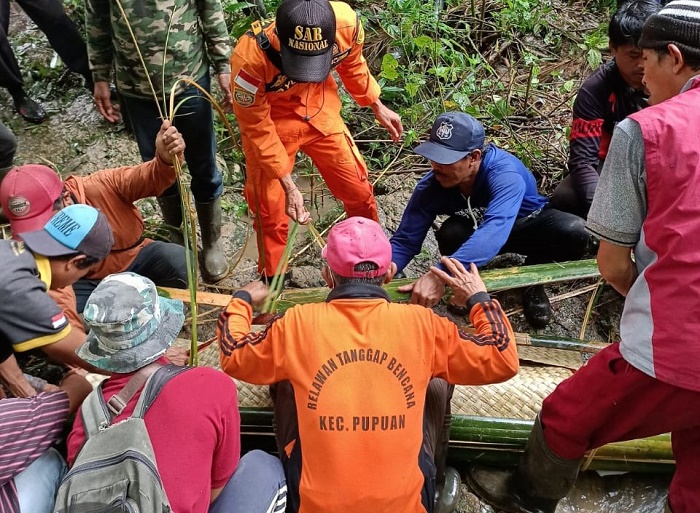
[{"left": 230, "top": 1, "right": 381, "bottom": 277}]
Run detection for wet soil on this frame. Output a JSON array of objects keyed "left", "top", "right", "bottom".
[{"left": 1, "top": 4, "right": 672, "bottom": 511}]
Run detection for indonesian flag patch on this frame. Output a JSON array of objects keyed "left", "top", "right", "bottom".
[
  {"left": 51, "top": 313, "right": 67, "bottom": 330},
  {"left": 234, "top": 69, "right": 262, "bottom": 94}
]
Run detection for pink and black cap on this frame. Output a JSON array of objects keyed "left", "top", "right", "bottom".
[{"left": 322, "top": 217, "right": 391, "bottom": 279}]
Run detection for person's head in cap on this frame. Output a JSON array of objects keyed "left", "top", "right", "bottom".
[
  {"left": 76, "top": 272, "right": 185, "bottom": 374},
  {"left": 20, "top": 204, "right": 114, "bottom": 289},
  {"left": 321, "top": 216, "right": 397, "bottom": 287},
  {"left": 638, "top": 0, "right": 700, "bottom": 105},
  {"left": 276, "top": 0, "right": 336, "bottom": 83},
  {"left": 414, "top": 112, "right": 486, "bottom": 192},
  {"left": 608, "top": 0, "right": 661, "bottom": 90},
  {"left": 0, "top": 165, "right": 64, "bottom": 239}
]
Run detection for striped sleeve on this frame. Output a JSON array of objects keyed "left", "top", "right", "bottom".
[
  {"left": 217, "top": 297, "right": 288, "bottom": 385},
  {"left": 0, "top": 391, "right": 70, "bottom": 487},
  {"left": 433, "top": 297, "right": 519, "bottom": 385}
]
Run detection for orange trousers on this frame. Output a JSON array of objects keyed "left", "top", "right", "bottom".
[{"left": 243, "top": 124, "right": 379, "bottom": 277}]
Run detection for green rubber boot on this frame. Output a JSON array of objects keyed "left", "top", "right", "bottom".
[
  {"left": 195, "top": 198, "right": 229, "bottom": 282},
  {"left": 466, "top": 415, "right": 580, "bottom": 513}
]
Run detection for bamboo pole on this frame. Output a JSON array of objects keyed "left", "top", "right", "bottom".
[
  {"left": 237, "top": 409, "right": 674, "bottom": 474},
  {"left": 161, "top": 259, "right": 600, "bottom": 311}
]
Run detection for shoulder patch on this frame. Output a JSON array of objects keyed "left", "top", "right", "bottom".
[
  {"left": 234, "top": 87, "right": 255, "bottom": 107},
  {"left": 234, "top": 69, "right": 262, "bottom": 94},
  {"left": 51, "top": 313, "right": 67, "bottom": 330}
]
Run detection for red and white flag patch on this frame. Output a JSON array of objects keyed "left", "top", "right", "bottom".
[
  {"left": 234, "top": 69, "right": 262, "bottom": 94},
  {"left": 51, "top": 313, "right": 67, "bottom": 329}
]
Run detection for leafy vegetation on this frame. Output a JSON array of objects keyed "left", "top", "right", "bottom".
[{"left": 220, "top": 0, "right": 617, "bottom": 191}]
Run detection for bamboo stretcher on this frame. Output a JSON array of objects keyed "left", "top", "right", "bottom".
[{"left": 166, "top": 259, "right": 675, "bottom": 473}]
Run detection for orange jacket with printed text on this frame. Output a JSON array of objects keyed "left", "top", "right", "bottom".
[
  {"left": 229, "top": 1, "right": 381, "bottom": 180},
  {"left": 218, "top": 285, "right": 518, "bottom": 513}
]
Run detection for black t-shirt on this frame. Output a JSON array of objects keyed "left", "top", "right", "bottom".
[{"left": 568, "top": 60, "right": 647, "bottom": 211}]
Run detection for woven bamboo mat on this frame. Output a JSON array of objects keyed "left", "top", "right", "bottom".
[
  {"left": 517, "top": 346, "right": 584, "bottom": 370},
  {"left": 175, "top": 339, "right": 575, "bottom": 418}
]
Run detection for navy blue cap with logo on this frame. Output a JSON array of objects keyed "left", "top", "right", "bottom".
[
  {"left": 414, "top": 112, "right": 486, "bottom": 165},
  {"left": 19, "top": 204, "right": 114, "bottom": 261},
  {"left": 276, "top": 0, "right": 336, "bottom": 83}
]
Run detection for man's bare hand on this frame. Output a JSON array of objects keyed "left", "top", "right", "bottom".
[
  {"left": 284, "top": 188, "right": 311, "bottom": 224},
  {"left": 165, "top": 346, "right": 188, "bottom": 366},
  {"left": 240, "top": 281, "right": 270, "bottom": 308},
  {"left": 371, "top": 99, "right": 403, "bottom": 142},
  {"left": 93, "top": 81, "right": 120, "bottom": 123},
  {"left": 430, "top": 258, "right": 486, "bottom": 307},
  {"left": 217, "top": 73, "right": 233, "bottom": 113},
  {"left": 0, "top": 355, "right": 37, "bottom": 398},
  {"left": 155, "top": 120, "right": 186, "bottom": 164},
  {"left": 397, "top": 271, "right": 446, "bottom": 308}
]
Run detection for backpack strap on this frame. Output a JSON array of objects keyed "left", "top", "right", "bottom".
[
  {"left": 80, "top": 386, "right": 112, "bottom": 440},
  {"left": 252, "top": 20, "right": 284, "bottom": 73},
  {"left": 132, "top": 364, "right": 192, "bottom": 419},
  {"left": 80, "top": 364, "right": 191, "bottom": 439},
  {"left": 105, "top": 362, "right": 163, "bottom": 418}
]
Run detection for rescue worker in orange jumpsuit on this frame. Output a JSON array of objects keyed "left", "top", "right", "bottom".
[{"left": 230, "top": 0, "right": 403, "bottom": 279}]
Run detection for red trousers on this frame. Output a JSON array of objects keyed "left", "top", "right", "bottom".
[
  {"left": 541, "top": 343, "right": 700, "bottom": 513},
  {"left": 243, "top": 124, "right": 378, "bottom": 277}
]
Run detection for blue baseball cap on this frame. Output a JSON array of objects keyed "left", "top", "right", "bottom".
[
  {"left": 20, "top": 204, "right": 114, "bottom": 261},
  {"left": 414, "top": 112, "right": 486, "bottom": 165}
]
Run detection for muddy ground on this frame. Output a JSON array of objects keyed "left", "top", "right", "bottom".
[{"left": 1, "top": 3, "right": 672, "bottom": 511}]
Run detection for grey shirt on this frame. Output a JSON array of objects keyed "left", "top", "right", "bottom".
[{"left": 586, "top": 117, "right": 647, "bottom": 247}]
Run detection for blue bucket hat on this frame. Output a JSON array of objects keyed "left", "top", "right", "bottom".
[
  {"left": 414, "top": 112, "right": 486, "bottom": 165},
  {"left": 76, "top": 272, "right": 185, "bottom": 373}
]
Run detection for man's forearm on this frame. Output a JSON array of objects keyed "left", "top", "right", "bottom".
[
  {"left": 279, "top": 174, "right": 298, "bottom": 193},
  {"left": 597, "top": 240, "right": 637, "bottom": 296}
]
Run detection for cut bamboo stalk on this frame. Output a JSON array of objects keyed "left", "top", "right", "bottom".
[
  {"left": 238, "top": 409, "right": 674, "bottom": 474},
  {"left": 161, "top": 259, "right": 600, "bottom": 311}
]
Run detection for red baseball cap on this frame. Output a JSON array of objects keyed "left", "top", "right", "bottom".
[
  {"left": 322, "top": 217, "right": 391, "bottom": 279},
  {"left": 0, "top": 165, "right": 63, "bottom": 239}
]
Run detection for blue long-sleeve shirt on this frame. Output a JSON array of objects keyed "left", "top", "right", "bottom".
[{"left": 390, "top": 144, "right": 548, "bottom": 272}]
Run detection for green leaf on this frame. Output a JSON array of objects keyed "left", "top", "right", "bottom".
[
  {"left": 414, "top": 35, "right": 433, "bottom": 50},
  {"left": 380, "top": 53, "right": 400, "bottom": 81},
  {"left": 587, "top": 48, "right": 602, "bottom": 69}
]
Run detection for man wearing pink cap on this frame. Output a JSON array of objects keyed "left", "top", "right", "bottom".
[
  {"left": 217, "top": 217, "right": 518, "bottom": 513},
  {"left": 0, "top": 120, "right": 187, "bottom": 341}
]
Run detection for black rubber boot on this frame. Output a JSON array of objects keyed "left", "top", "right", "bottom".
[
  {"left": 466, "top": 416, "right": 580, "bottom": 513},
  {"left": 195, "top": 198, "right": 229, "bottom": 282},
  {"left": 13, "top": 92, "right": 47, "bottom": 124},
  {"left": 522, "top": 285, "right": 553, "bottom": 329},
  {"left": 157, "top": 194, "right": 185, "bottom": 245}
]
